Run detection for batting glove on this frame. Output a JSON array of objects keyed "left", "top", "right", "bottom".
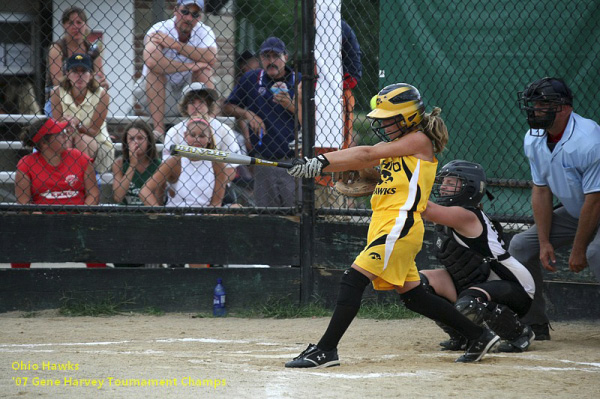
[{"left": 288, "top": 154, "right": 330, "bottom": 178}]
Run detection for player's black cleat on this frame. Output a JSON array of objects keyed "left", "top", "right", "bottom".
[
  {"left": 455, "top": 328, "right": 500, "bottom": 363},
  {"left": 285, "top": 344, "right": 340, "bottom": 368},
  {"left": 531, "top": 323, "right": 551, "bottom": 341},
  {"left": 439, "top": 336, "right": 468, "bottom": 351},
  {"left": 498, "top": 325, "right": 535, "bottom": 353}
]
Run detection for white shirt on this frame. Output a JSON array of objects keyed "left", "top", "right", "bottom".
[
  {"left": 142, "top": 17, "right": 217, "bottom": 86},
  {"left": 524, "top": 112, "right": 600, "bottom": 218},
  {"left": 163, "top": 118, "right": 242, "bottom": 169},
  {"left": 168, "top": 157, "right": 214, "bottom": 207}
]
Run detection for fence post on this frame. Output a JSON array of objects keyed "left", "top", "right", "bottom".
[{"left": 300, "top": 0, "right": 316, "bottom": 305}]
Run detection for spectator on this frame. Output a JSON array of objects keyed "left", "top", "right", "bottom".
[
  {"left": 310, "top": 19, "right": 363, "bottom": 210},
  {"left": 140, "top": 116, "right": 226, "bottom": 207},
  {"left": 112, "top": 120, "right": 160, "bottom": 268},
  {"left": 133, "top": 0, "right": 217, "bottom": 139},
  {"left": 46, "top": 6, "right": 108, "bottom": 115},
  {"left": 341, "top": 19, "right": 362, "bottom": 148},
  {"left": 163, "top": 82, "right": 240, "bottom": 187},
  {"left": 233, "top": 50, "right": 261, "bottom": 155},
  {"left": 510, "top": 77, "right": 600, "bottom": 340},
  {"left": 112, "top": 120, "right": 161, "bottom": 205},
  {"left": 236, "top": 50, "right": 259, "bottom": 82},
  {"left": 50, "top": 53, "right": 115, "bottom": 174},
  {"left": 421, "top": 160, "right": 535, "bottom": 353},
  {"left": 12, "top": 118, "right": 104, "bottom": 268},
  {"left": 222, "top": 37, "right": 300, "bottom": 207}
]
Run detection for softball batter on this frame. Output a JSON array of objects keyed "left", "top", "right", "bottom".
[{"left": 285, "top": 83, "right": 500, "bottom": 367}]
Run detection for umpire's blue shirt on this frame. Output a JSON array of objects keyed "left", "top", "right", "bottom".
[
  {"left": 225, "top": 67, "right": 300, "bottom": 160},
  {"left": 524, "top": 112, "right": 600, "bottom": 218}
]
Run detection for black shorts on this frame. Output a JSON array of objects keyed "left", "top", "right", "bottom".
[{"left": 468, "top": 280, "right": 532, "bottom": 317}]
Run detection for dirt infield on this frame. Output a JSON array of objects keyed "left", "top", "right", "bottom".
[{"left": 1, "top": 312, "right": 599, "bottom": 399}]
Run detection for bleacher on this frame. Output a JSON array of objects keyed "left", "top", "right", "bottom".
[{"left": 0, "top": 114, "right": 237, "bottom": 203}]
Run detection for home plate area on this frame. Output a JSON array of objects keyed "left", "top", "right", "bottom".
[{"left": 1, "top": 314, "right": 599, "bottom": 398}]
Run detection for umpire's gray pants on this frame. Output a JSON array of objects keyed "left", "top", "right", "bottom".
[
  {"left": 253, "top": 160, "right": 300, "bottom": 207},
  {"left": 508, "top": 206, "right": 600, "bottom": 325}
]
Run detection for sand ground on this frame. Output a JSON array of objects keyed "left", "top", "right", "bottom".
[{"left": 1, "top": 313, "right": 599, "bottom": 398}]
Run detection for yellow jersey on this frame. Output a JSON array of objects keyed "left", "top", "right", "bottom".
[
  {"left": 371, "top": 155, "right": 437, "bottom": 215},
  {"left": 354, "top": 155, "right": 437, "bottom": 290}
]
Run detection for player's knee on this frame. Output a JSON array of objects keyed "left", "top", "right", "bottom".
[
  {"left": 340, "top": 268, "right": 371, "bottom": 289},
  {"left": 586, "top": 244, "right": 600, "bottom": 265},
  {"left": 508, "top": 233, "right": 535, "bottom": 263},
  {"left": 455, "top": 292, "right": 490, "bottom": 325},
  {"left": 399, "top": 284, "right": 428, "bottom": 312},
  {"left": 586, "top": 245, "right": 600, "bottom": 281},
  {"left": 337, "top": 268, "right": 370, "bottom": 308},
  {"left": 418, "top": 272, "right": 436, "bottom": 296}
]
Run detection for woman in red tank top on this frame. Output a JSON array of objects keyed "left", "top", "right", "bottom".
[{"left": 12, "top": 118, "right": 104, "bottom": 268}]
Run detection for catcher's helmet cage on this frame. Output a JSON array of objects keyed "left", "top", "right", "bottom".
[
  {"left": 517, "top": 77, "right": 573, "bottom": 133},
  {"left": 367, "top": 83, "right": 425, "bottom": 142},
  {"left": 433, "top": 160, "right": 487, "bottom": 208}
]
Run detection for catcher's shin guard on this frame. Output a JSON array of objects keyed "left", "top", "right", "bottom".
[
  {"left": 485, "top": 304, "right": 525, "bottom": 341},
  {"left": 455, "top": 296, "right": 525, "bottom": 341},
  {"left": 454, "top": 295, "right": 492, "bottom": 327}
]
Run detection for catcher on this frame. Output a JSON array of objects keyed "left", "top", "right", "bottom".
[
  {"left": 420, "top": 160, "right": 536, "bottom": 353},
  {"left": 285, "top": 83, "right": 500, "bottom": 368}
]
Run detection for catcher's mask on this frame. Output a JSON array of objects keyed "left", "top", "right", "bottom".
[
  {"left": 432, "top": 160, "right": 487, "bottom": 207},
  {"left": 517, "top": 77, "right": 573, "bottom": 134},
  {"left": 367, "top": 83, "right": 425, "bottom": 142}
]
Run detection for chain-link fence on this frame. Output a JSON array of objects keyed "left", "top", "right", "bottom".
[{"left": 0, "top": 0, "right": 598, "bottom": 222}]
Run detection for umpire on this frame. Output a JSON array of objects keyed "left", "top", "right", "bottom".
[{"left": 511, "top": 77, "right": 600, "bottom": 340}]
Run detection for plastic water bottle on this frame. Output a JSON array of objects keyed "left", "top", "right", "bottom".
[{"left": 213, "top": 278, "right": 226, "bottom": 317}]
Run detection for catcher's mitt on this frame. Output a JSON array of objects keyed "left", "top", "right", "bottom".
[{"left": 334, "top": 167, "right": 380, "bottom": 197}]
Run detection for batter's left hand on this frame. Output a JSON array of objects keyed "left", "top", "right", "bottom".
[{"left": 288, "top": 155, "right": 330, "bottom": 178}]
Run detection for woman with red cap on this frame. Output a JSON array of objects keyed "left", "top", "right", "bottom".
[{"left": 11, "top": 118, "right": 104, "bottom": 268}]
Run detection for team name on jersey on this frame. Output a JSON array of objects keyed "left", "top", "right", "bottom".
[{"left": 373, "top": 187, "right": 396, "bottom": 195}]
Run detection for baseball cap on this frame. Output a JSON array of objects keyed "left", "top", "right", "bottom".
[
  {"left": 546, "top": 77, "right": 573, "bottom": 104},
  {"left": 65, "top": 53, "right": 93, "bottom": 72},
  {"left": 526, "top": 77, "right": 573, "bottom": 106},
  {"left": 177, "top": 0, "right": 204, "bottom": 9},
  {"left": 181, "top": 82, "right": 218, "bottom": 102},
  {"left": 259, "top": 37, "right": 287, "bottom": 55},
  {"left": 237, "top": 50, "right": 257, "bottom": 65},
  {"left": 32, "top": 119, "right": 69, "bottom": 143}
]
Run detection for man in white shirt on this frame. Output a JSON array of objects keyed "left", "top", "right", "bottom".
[
  {"left": 134, "top": 0, "right": 217, "bottom": 138},
  {"left": 163, "top": 82, "right": 241, "bottom": 185}
]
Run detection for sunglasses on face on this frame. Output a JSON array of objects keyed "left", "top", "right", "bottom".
[{"left": 179, "top": 8, "right": 201, "bottom": 18}]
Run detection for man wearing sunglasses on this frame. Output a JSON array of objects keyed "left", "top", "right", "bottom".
[{"left": 134, "top": 0, "right": 217, "bottom": 140}]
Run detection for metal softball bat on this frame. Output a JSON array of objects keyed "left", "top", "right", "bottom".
[{"left": 170, "top": 144, "right": 293, "bottom": 169}]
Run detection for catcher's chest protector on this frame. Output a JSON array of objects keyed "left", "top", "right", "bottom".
[{"left": 434, "top": 225, "right": 491, "bottom": 293}]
